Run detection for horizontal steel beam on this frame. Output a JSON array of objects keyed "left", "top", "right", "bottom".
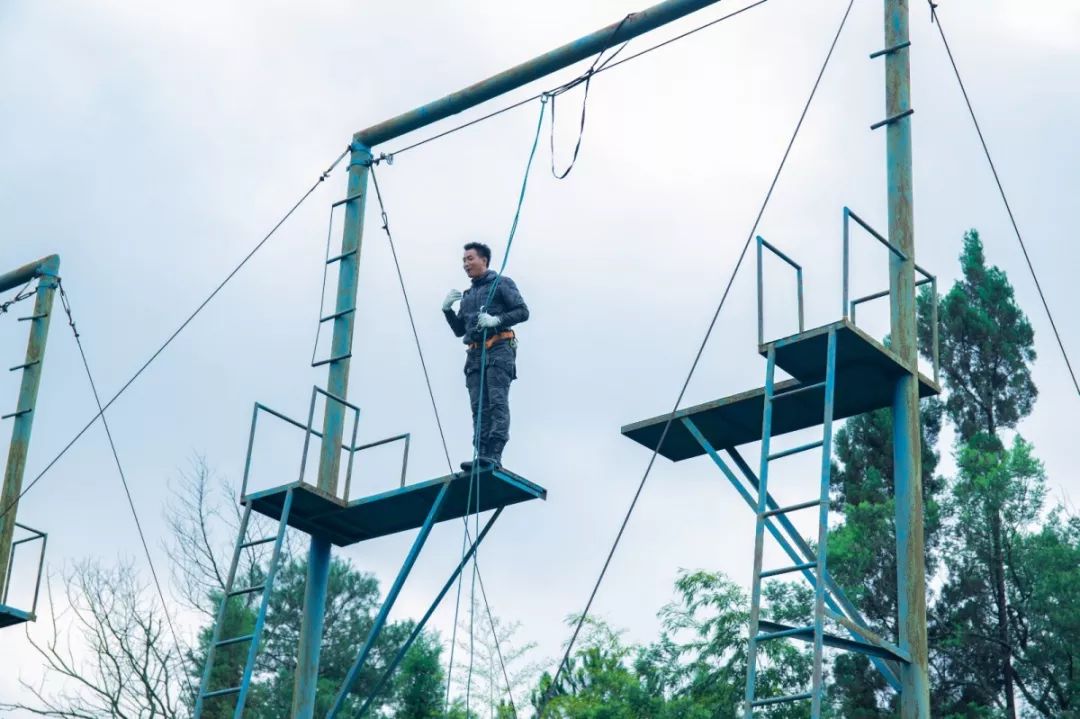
[
  {"left": 354, "top": 0, "right": 727, "bottom": 146},
  {"left": 0, "top": 255, "right": 59, "bottom": 293}
]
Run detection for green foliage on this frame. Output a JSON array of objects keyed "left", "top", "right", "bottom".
[
  {"left": 829, "top": 399, "right": 944, "bottom": 633},
  {"left": 826, "top": 361, "right": 944, "bottom": 714},
  {"left": 917, "top": 229, "right": 1036, "bottom": 439},
  {"left": 536, "top": 572, "right": 811, "bottom": 719},
  {"left": 932, "top": 434, "right": 1048, "bottom": 715},
  {"left": 187, "top": 589, "right": 259, "bottom": 717},
  {"left": 1008, "top": 510, "right": 1080, "bottom": 717},
  {"left": 395, "top": 630, "right": 451, "bottom": 719},
  {"left": 188, "top": 555, "right": 445, "bottom": 718}
]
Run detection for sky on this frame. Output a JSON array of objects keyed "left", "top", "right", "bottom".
[{"left": 1, "top": 0, "right": 1078, "bottom": 712}]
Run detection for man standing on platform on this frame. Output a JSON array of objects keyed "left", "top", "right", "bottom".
[{"left": 442, "top": 242, "right": 529, "bottom": 471}]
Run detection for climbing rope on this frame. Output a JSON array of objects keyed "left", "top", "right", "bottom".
[
  {"left": 455, "top": 96, "right": 546, "bottom": 717},
  {"left": 928, "top": 1, "right": 1080, "bottom": 398},
  {"left": 536, "top": 0, "right": 857, "bottom": 711},
  {"left": 367, "top": 158, "right": 531, "bottom": 715},
  {"left": 57, "top": 280, "right": 198, "bottom": 703},
  {"left": 0, "top": 147, "right": 350, "bottom": 523}
]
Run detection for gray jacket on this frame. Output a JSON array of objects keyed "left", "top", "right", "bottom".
[{"left": 443, "top": 270, "right": 529, "bottom": 345}]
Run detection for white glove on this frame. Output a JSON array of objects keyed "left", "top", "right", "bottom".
[
  {"left": 442, "top": 289, "right": 462, "bottom": 311},
  {"left": 477, "top": 312, "right": 501, "bottom": 329}
]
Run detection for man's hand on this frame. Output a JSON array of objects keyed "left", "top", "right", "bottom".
[
  {"left": 477, "top": 312, "right": 501, "bottom": 329},
  {"left": 442, "top": 289, "right": 462, "bottom": 311}
]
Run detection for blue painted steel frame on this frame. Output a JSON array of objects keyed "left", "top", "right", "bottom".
[
  {"left": 841, "top": 207, "right": 939, "bottom": 384},
  {"left": 194, "top": 489, "right": 295, "bottom": 718},
  {"left": 327, "top": 481, "right": 452, "bottom": 717},
  {"left": 239, "top": 388, "right": 410, "bottom": 504},
  {"left": 353, "top": 0, "right": 728, "bottom": 148},
  {"left": 809, "top": 328, "right": 838, "bottom": 716},
  {"left": 742, "top": 345, "right": 775, "bottom": 713},
  {"left": 0, "top": 254, "right": 58, "bottom": 616},
  {"left": 756, "top": 236, "right": 804, "bottom": 347},
  {"left": 881, "top": 2, "right": 930, "bottom": 714},
  {"left": 289, "top": 0, "right": 735, "bottom": 712},
  {"left": 294, "top": 142, "right": 372, "bottom": 718},
  {"left": 346, "top": 508, "right": 504, "bottom": 719},
  {"left": 0, "top": 522, "right": 47, "bottom": 626},
  {"left": 743, "top": 330, "right": 841, "bottom": 717}
]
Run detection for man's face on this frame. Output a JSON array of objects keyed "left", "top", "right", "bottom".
[{"left": 463, "top": 249, "right": 488, "bottom": 279}]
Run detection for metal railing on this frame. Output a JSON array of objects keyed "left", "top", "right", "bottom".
[
  {"left": 2, "top": 522, "right": 46, "bottom": 617},
  {"left": 842, "top": 208, "right": 939, "bottom": 383},
  {"left": 240, "top": 385, "right": 411, "bottom": 502},
  {"left": 756, "top": 236, "right": 805, "bottom": 346}
]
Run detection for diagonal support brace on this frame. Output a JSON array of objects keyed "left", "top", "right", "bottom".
[
  {"left": 347, "top": 507, "right": 505, "bottom": 719},
  {"left": 680, "top": 418, "right": 901, "bottom": 691},
  {"left": 327, "top": 481, "right": 451, "bottom": 716}
]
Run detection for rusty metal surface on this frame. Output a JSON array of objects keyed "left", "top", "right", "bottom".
[
  {"left": 353, "top": 0, "right": 727, "bottom": 147},
  {"left": 883, "top": 0, "right": 931, "bottom": 715},
  {"left": 0, "top": 255, "right": 58, "bottom": 606}
]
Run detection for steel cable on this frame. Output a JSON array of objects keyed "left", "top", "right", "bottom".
[{"left": 536, "top": 0, "right": 857, "bottom": 711}]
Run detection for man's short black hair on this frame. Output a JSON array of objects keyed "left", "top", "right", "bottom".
[{"left": 463, "top": 242, "right": 492, "bottom": 266}]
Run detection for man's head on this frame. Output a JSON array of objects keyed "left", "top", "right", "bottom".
[{"left": 462, "top": 242, "right": 492, "bottom": 279}]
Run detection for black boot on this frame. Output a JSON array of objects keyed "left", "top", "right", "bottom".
[{"left": 460, "top": 456, "right": 499, "bottom": 473}]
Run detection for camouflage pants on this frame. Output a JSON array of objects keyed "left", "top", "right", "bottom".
[{"left": 464, "top": 342, "right": 516, "bottom": 463}]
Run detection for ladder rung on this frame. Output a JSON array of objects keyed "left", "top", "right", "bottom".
[
  {"left": 331, "top": 192, "right": 363, "bottom": 208},
  {"left": 752, "top": 691, "right": 813, "bottom": 707},
  {"left": 311, "top": 353, "right": 352, "bottom": 368},
  {"left": 768, "top": 439, "right": 824, "bottom": 462},
  {"left": 1, "top": 408, "right": 31, "bottom": 420},
  {"left": 320, "top": 307, "right": 356, "bottom": 323},
  {"left": 9, "top": 360, "right": 40, "bottom": 372},
  {"left": 201, "top": 686, "right": 241, "bottom": 699},
  {"left": 869, "top": 39, "right": 911, "bottom": 59},
  {"left": 240, "top": 536, "right": 277, "bottom": 549},
  {"left": 871, "top": 107, "right": 914, "bottom": 130},
  {"left": 758, "top": 619, "right": 912, "bottom": 663},
  {"left": 760, "top": 561, "right": 816, "bottom": 579},
  {"left": 762, "top": 499, "right": 821, "bottom": 518},
  {"left": 228, "top": 584, "right": 265, "bottom": 597},
  {"left": 17, "top": 314, "right": 47, "bottom": 322},
  {"left": 215, "top": 634, "right": 254, "bottom": 648},
  {"left": 326, "top": 248, "right": 358, "bottom": 264},
  {"left": 758, "top": 623, "right": 813, "bottom": 641},
  {"left": 772, "top": 380, "right": 826, "bottom": 400}
]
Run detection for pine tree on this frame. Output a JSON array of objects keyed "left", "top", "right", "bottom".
[
  {"left": 918, "top": 230, "right": 1039, "bottom": 717},
  {"left": 826, "top": 398, "right": 944, "bottom": 715}
]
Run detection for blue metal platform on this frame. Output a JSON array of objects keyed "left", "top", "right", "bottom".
[
  {"left": 246, "top": 467, "right": 546, "bottom": 546},
  {"left": 621, "top": 319, "right": 939, "bottom": 461},
  {"left": 0, "top": 604, "right": 33, "bottom": 628}
]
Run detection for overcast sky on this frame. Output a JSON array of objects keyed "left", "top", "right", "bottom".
[{"left": 2, "top": 0, "right": 1078, "bottom": 711}]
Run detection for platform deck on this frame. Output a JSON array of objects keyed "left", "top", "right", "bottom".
[
  {"left": 246, "top": 467, "right": 545, "bottom": 546},
  {"left": 0, "top": 604, "right": 33, "bottom": 628},
  {"left": 621, "top": 320, "right": 939, "bottom": 461}
]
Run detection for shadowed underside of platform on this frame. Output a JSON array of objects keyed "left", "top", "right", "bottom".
[
  {"left": 246, "top": 467, "right": 546, "bottom": 546},
  {"left": 0, "top": 604, "right": 33, "bottom": 628},
  {"left": 621, "top": 320, "right": 939, "bottom": 461}
]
